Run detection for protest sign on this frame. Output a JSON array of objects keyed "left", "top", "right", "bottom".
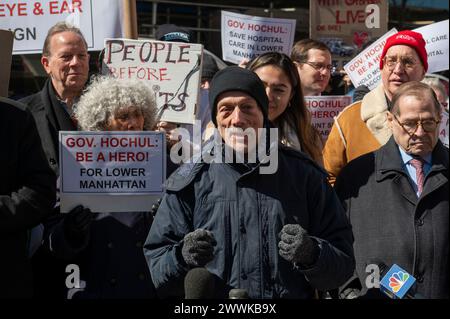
[
  {"left": 344, "top": 28, "right": 397, "bottom": 90},
  {"left": 0, "top": 29, "right": 13, "bottom": 97},
  {"left": 305, "top": 95, "right": 352, "bottom": 142},
  {"left": 310, "top": 0, "right": 388, "bottom": 69},
  {"left": 439, "top": 110, "right": 449, "bottom": 148},
  {"left": 59, "top": 131, "right": 166, "bottom": 213},
  {"left": 221, "top": 10, "right": 296, "bottom": 64},
  {"left": 103, "top": 38, "right": 202, "bottom": 124},
  {"left": 0, "top": 0, "right": 124, "bottom": 54},
  {"left": 414, "top": 19, "right": 449, "bottom": 74}
]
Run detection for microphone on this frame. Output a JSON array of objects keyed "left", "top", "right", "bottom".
[
  {"left": 379, "top": 263, "right": 424, "bottom": 299},
  {"left": 184, "top": 268, "right": 215, "bottom": 299},
  {"left": 228, "top": 288, "right": 249, "bottom": 299}
]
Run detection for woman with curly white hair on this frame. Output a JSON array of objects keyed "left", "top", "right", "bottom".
[
  {"left": 43, "top": 76, "right": 161, "bottom": 299},
  {"left": 74, "top": 76, "right": 157, "bottom": 131}
]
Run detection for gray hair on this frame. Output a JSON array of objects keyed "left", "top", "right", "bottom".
[
  {"left": 421, "top": 76, "right": 448, "bottom": 100},
  {"left": 74, "top": 76, "right": 157, "bottom": 131},
  {"left": 391, "top": 81, "right": 441, "bottom": 116},
  {"left": 43, "top": 21, "right": 88, "bottom": 57}
]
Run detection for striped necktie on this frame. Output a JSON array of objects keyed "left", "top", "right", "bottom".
[{"left": 410, "top": 158, "right": 425, "bottom": 195}]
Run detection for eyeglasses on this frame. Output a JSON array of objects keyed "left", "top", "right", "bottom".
[
  {"left": 393, "top": 114, "right": 440, "bottom": 136},
  {"left": 302, "top": 61, "right": 332, "bottom": 72},
  {"left": 383, "top": 56, "right": 418, "bottom": 71}
]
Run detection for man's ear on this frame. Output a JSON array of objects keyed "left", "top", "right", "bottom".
[{"left": 41, "top": 55, "right": 51, "bottom": 75}]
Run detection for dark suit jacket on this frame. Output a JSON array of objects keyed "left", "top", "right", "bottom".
[
  {"left": 20, "top": 79, "right": 77, "bottom": 175},
  {"left": 0, "top": 97, "right": 56, "bottom": 298},
  {"left": 335, "top": 137, "right": 449, "bottom": 298},
  {"left": 20, "top": 80, "right": 77, "bottom": 298}
]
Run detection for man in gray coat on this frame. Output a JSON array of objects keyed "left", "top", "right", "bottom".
[
  {"left": 144, "top": 66, "right": 354, "bottom": 299},
  {"left": 335, "top": 81, "right": 448, "bottom": 299}
]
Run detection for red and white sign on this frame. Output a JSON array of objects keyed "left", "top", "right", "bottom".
[
  {"left": 344, "top": 28, "right": 397, "bottom": 90},
  {"left": 221, "top": 10, "right": 296, "bottom": 64},
  {"left": 439, "top": 111, "right": 449, "bottom": 148},
  {"left": 0, "top": 0, "right": 124, "bottom": 54},
  {"left": 59, "top": 131, "right": 166, "bottom": 213},
  {"left": 415, "top": 19, "right": 449, "bottom": 74},
  {"left": 305, "top": 95, "right": 352, "bottom": 142}
]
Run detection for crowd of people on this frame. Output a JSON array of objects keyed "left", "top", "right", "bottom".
[{"left": 1, "top": 20, "right": 448, "bottom": 300}]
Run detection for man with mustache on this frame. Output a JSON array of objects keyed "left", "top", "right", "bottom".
[
  {"left": 144, "top": 66, "right": 354, "bottom": 299},
  {"left": 323, "top": 30, "right": 428, "bottom": 185},
  {"left": 335, "top": 81, "right": 448, "bottom": 299}
]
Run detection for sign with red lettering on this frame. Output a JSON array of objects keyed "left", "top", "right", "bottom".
[
  {"left": 59, "top": 131, "right": 166, "bottom": 213},
  {"left": 305, "top": 95, "right": 352, "bottom": 142},
  {"left": 221, "top": 10, "right": 296, "bottom": 64},
  {"left": 0, "top": 0, "right": 124, "bottom": 54},
  {"left": 414, "top": 20, "right": 449, "bottom": 73},
  {"left": 310, "top": 0, "right": 389, "bottom": 69},
  {"left": 103, "top": 38, "right": 202, "bottom": 125},
  {"left": 344, "top": 28, "right": 397, "bottom": 90},
  {"left": 439, "top": 110, "right": 449, "bottom": 148}
]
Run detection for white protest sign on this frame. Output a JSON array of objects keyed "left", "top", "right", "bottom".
[
  {"left": 439, "top": 110, "right": 449, "bottom": 148},
  {"left": 0, "top": 0, "right": 124, "bottom": 55},
  {"left": 414, "top": 20, "right": 449, "bottom": 74},
  {"left": 59, "top": 131, "right": 166, "bottom": 213},
  {"left": 103, "top": 38, "right": 202, "bottom": 125},
  {"left": 305, "top": 95, "right": 352, "bottom": 142},
  {"left": 221, "top": 10, "right": 296, "bottom": 64},
  {"left": 344, "top": 28, "right": 398, "bottom": 90}
]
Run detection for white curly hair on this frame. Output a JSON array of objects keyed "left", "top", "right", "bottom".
[{"left": 74, "top": 76, "right": 157, "bottom": 131}]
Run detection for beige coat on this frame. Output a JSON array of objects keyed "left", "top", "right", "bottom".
[{"left": 323, "top": 84, "right": 392, "bottom": 185}]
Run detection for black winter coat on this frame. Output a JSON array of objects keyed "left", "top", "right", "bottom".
[
  {"left": 0, "top": 97, "right": 56, "bottom": 298},
  {"left": 335, "top": 137, "right": 449, "bottom": 299},
  {"left": 145, "top": 145, "right": 355, "bottom": 298}
]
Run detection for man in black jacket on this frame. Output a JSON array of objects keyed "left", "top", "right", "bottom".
[
  {"left": 335, "top": 81, "right": 448, "bottom": 299},
  {"left": 19, "top": 21, "right": 90, "bottom": 298},
  {"left": 145, "top": 67, "right": 355, "bottom": 298},
  {"left": 0, "top": 97, "right": 56, "bottom": 298},
  {"left": 20, "top": 21, "right": 89, "bottom": 174}
]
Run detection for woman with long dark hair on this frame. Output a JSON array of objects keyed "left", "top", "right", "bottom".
[{"left": 247, "top": 52, "right": 323, "bottom": 165}]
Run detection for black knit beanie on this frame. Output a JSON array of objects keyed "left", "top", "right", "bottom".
[
  {"left": 209, "top": 66, "right": 269, "bottom": 126},
  {"left": 201, "top": 54, "right": 219, "bottom": 80}
]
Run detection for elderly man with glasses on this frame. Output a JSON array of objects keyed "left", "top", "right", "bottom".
[
  {"left": 291, "top": 39, "right": 333, "bottom": 97},
  {"left": 334, "top": 81, "right": 448, "bottom": 299},
  {"left": 323, "top": 30, "right": 428, "bottom": 185}
]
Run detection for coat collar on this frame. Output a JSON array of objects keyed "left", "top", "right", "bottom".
[
  {"left": 360, "top": 84, "right": 392, "bottom": 146},
  {"left": 375, "top": 136, "right": 406, "bottom": 182},
  {"left": 376, "top": 137, "right": 448, "bottom": 180},
  {"left": 376, "top": 137, "right": 448, "bottom": 204}
]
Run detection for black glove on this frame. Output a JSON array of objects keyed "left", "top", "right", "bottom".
[
  {"left": 63, "top": 205, "right": 92, "bottom": 247},
  {"left": 182, "top": 229, "right": 217, "bottom": 267},
  {"left": 278, "top": 224, "right": 320, "bottom": 267}
]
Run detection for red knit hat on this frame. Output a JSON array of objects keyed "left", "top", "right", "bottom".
[{"left": 380, "top": 30, "right": 428, "bottom": 72}]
